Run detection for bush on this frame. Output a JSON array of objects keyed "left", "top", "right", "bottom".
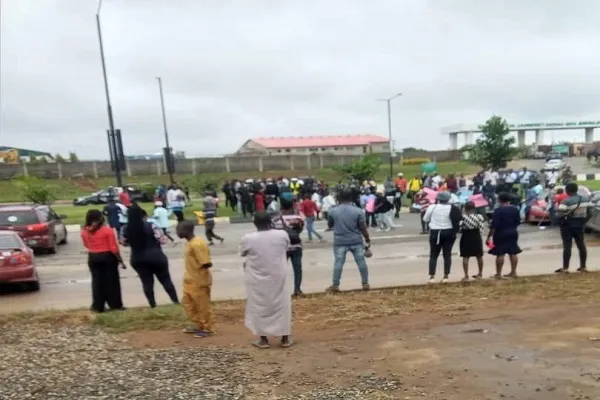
[
  {"left": 12, "top": 176, "right": 56, "bottom": 204},
  {"left": 183, "top": 176, "right": 219, "bottom": 196},
  {"left": 335, "top": 154, "right": 382, "bottom": 182},
  {"left": 402, "top": 157, "right": 430, "bottom": 165}
]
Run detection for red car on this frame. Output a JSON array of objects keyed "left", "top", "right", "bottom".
[
  {"left": 0, "top": 205, "right": 68, "bottom": 254},
  {"left": 0, "top": 230, "right": 39, "bottom": 291}
]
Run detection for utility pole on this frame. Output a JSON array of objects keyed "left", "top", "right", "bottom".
[
  {"left": 378, "top": 93, "right": 402, "bottom": 178},
  {"left": 96, "top": 0, "right": 122, "bottom": 187},
  {"left": 156, "top": 77, "right": 174, "bottom": 184}
]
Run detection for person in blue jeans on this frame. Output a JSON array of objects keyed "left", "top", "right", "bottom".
[
  {"left": 271, "top": 196, "right": 305, "bottom": 296},
  {"left": 326, "top": 189, "right": 371, "bottom": 292},
  {"left": 299, "top": 193, "right": 323, "bottom": 242}
]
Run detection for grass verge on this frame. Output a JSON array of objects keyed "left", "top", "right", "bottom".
[
  {"left": 52, "top": 202, "right": 236, "bottom": 226},
  {"left": 2, "top": 272, "right": 599, "bottom": 333},
  {"left": 0, "top": 162, "right": 475, "bottom": 203}
]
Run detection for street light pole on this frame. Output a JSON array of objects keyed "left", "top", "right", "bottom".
[
  {"left": 96, "top": 0, "right": 123, "bottom": 187},
  {"left": 378, "top": 93, "right": 402, "bottom": 178},
  {"left": 156, "top": 77, "right": 174, "bottom": 184}
]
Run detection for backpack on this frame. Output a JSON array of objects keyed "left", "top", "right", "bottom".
[{"left": 278, "top": 215, "right": 301, "bottom": 245}]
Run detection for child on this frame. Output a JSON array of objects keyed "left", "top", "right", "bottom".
[
  {"left": 459, "top": 201, "right": 486, "bottom": 281},
  {"left": 177, "top": 220, "right": 215, "bottom": 338}
]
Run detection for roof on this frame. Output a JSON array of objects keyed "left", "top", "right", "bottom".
[
  {"left": 0, "top": 146, "right": 53, "bottom": 158},
  {"left": 0, "top": 205, "right": 41, "bottom": 211},
  {"left": 251, "top": 135, "right": 388, "bottom": 149}
]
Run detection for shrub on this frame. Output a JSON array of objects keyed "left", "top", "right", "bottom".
[
  {"left": 402, "top": 157, "right": 430, "bottom": 165},
  {"left": 12, "top": 176, "right": 56, "bottom": 204},
  {"left": 334, "top": 154, "right": 382, "bottom": 182}
]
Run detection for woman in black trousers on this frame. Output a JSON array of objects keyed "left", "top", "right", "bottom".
[
  {"left": 122, "top": 205, "right": 179, "bottom": 308},
  {"left": 81, "top": 209, "right": 125, "bottom": 313}
]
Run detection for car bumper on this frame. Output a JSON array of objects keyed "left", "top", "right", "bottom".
[
  {"left": 23, "top": 235, "right": 52, "bottom": 249},
  {"left": 0, "top": 264, "right": 37, "bottom": 283}
]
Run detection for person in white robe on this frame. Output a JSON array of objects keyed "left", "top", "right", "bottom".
[{"left": 240, "top": 211, "right": 293, "bottom": 349}]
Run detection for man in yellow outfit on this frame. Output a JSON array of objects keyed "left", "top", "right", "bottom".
[{"left": 177, "top": 220, "right": 215, "bottom": 338}]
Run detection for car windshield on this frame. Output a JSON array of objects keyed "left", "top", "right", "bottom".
[
  {"left": 547, "top": 160, "right": 561, "bottom": 164},
  {"left": 0, "top": 211, "right": 39, "bottom": 226},
  {"left": 0, "top": 234, "right": 22, "bottom": 250}
]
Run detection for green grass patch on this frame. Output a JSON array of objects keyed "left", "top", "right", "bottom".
[
  {"left": 2, "top": 272, "right": 598, "bottom": 333},
  {"left": 51, "top": 203, "right": 237, "bottom": 226},
  {"left": 580, "top": 180, "right": 600, "bottom": 191},
  {"left": 0, "top": 162, "right": 475, "bottom": 203}
]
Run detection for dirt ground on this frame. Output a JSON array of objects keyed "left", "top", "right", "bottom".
[{"left": 124, "top": 299, "right": 600, "bottom": 400}]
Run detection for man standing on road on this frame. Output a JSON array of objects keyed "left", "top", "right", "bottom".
[
  {"left": 326, "top": 189, "right": 371, "bottom": 293},
  {"left": 555, "top": 183, "right": 592, "bottom": 274}
]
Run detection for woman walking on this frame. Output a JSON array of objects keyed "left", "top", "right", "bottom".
[
  {"left": 423, "top": 191, "right": 462, "bottom": 283},
  {"left": 240, "top": 212, "right": 293, "bottom": 349},
  {"left": 487, "top": 192, "right": 522, "bottom": 278},
  {"left": 81, "top": 209, "right": 125, "bottom": 313},
  {"left": 459, "top": 201, "right": 486, "bottom": 281},
  {"left": 122, "top": 205, "right": 179, "bottom": 307}
]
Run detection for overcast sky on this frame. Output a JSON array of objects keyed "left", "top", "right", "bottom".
[{"left": 1, "top": 0, "right": 600, "bottom": 159}]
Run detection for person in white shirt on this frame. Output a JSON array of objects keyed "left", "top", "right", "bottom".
[
  {"left": 505, "top": 169, "right": 517, "bottom": 184},
  {"left": 311, "top": 191, "right": 322, "bottom": 219},
  {"left": 517, "top": 167, "right": 531, "bottom": 194},
  {"left": 431, "top": 173, "right": 443, "bottom": 188},
  {"left": 484, "top": 170, "right": 499, "bottom": 186},
  {"left": 423, "top": 191, "right": 462, "bottom": 284},
  {"left": 546, "top": 169, "right": 559, "bottom": 187},
  {"left": 320, "top": 192, "right": 336, "bottom": 220}
]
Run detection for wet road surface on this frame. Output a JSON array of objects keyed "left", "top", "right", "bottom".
[{"left": 0, "top": 215, "right": 587, "bottom": 313}]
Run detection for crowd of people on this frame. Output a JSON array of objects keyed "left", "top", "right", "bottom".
[{"left": 78, "top": 165, "right": 590, "bottom": 348}]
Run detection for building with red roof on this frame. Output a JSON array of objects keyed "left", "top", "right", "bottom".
[{"left": 236, "top": 135, "right": 390, "bottom": 156}]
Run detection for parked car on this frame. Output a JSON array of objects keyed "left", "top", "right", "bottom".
[
  {"left": 546, "top": 152, "right": 563, "bottom": 161},
  {"left": 0, "top": 205, "right": 68, "bottom": 254},
  {"left": 0, "top": 230, "right": 39, "bottom": 291},
  {"left": 585, "top": 190, "right": 600, "bottom": 233},
  {"left": 544, "top": 159, "right": 567, "bottom": 171},
  {"left": 73, "top": 185, "right": 153, "bottom": 206}
]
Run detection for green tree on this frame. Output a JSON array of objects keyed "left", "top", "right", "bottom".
[
  {"left": 468, "top": 115, "right": 517, "bottom": 170},
  {"left": 55, "top": 153, "right": 65, "bottom": 163},
  {"left": 335, "top": 154, "right": 382, "bottom": 182},
  {"left": 68, "top": 152, "right": 79, "bottom": 162},
  {"left": 12, "top": 176, "right": 56, "bottom": 204}
]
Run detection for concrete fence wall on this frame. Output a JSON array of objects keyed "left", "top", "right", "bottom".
[{"left": 0, "top": 151, "right": 460, "bottom": 180}]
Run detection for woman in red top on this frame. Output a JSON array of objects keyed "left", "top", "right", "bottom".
[{"left": 81, "top": 209, "right": 126, "bottom": 313}]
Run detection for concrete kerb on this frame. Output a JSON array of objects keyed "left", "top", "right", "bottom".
[{"left": 65, "top": 209, "right": 413, "bottom": 232}]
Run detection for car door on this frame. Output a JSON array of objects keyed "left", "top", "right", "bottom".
[
  {"left": 46, "top": 208, "right": 64, "bottom": 242},
  {"left": 586, "top": 192, "right": 600, "bottom": 232}
]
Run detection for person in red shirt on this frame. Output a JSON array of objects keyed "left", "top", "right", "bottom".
[
  {"left": 298, "top": 192, "right": 323, "bottom": 242},
  {"left": 119, "top": 188, "right": 132, "bottom": 207},
  {"left": 446, "top": 173, "right": 458, "bottom": 193},
  {"left": 81, "top": 209, "right": 126, "bottom": 313},
  {"left": 415, "top": 190, "right": 431, "bottom": 234},
  {"left": 394, "top": 173, "right": 408, "bottom": 217},
  {"left": 254, "top": 191, "right": 265, "bottom": 213},
  {"left": 554, "top": 188, "right": 568, "bottom": 206}
]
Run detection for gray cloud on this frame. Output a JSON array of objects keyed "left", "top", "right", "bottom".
[{"left": 1, "top": 0, "right": 599, "bottom": 158}]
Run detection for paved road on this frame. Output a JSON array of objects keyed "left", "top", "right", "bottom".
[
  {"left": 0, "top": 214, "right": 586, "bottom": 314},
  {"left": 508, "top": 156, "right": 596, "bottom": 174}
]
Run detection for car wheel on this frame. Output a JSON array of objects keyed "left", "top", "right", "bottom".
[
  {"left": 59, "top": 227, "right": 68, "bottom": 245},
  {"left": 28, "top": 280, "right": 40, "bottom": 292},
  {"left": 48, "top": 237, "right": 58, "bottom": 254}
]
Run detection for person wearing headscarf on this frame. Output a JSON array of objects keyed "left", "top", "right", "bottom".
[
  {"left": 423, "top": 191, "right": 462, "bottom": 284},
  {"left": 81, "top": 209, "right": 125, "bottom": 313},
  {"left": 240, "top": 212, "right": 293, "bottom": 349}
]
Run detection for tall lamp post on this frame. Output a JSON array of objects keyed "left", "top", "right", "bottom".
[
  {"left": 96, "top": 0, "right": 123, "bottom": 187},
  {"left": 156, "top": 77, "right": 174, "bottom": 184},
  {"left": 377, "top": 93, "right": 402, "bottom": 178}
]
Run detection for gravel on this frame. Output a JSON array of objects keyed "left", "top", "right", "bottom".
[{"left": 0, "top": 322, "right": 405, "bottom": 400}]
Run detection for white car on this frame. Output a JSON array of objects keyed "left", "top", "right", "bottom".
[{"left": 544, "top": 159, "right": 566, "bottom": 170}]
